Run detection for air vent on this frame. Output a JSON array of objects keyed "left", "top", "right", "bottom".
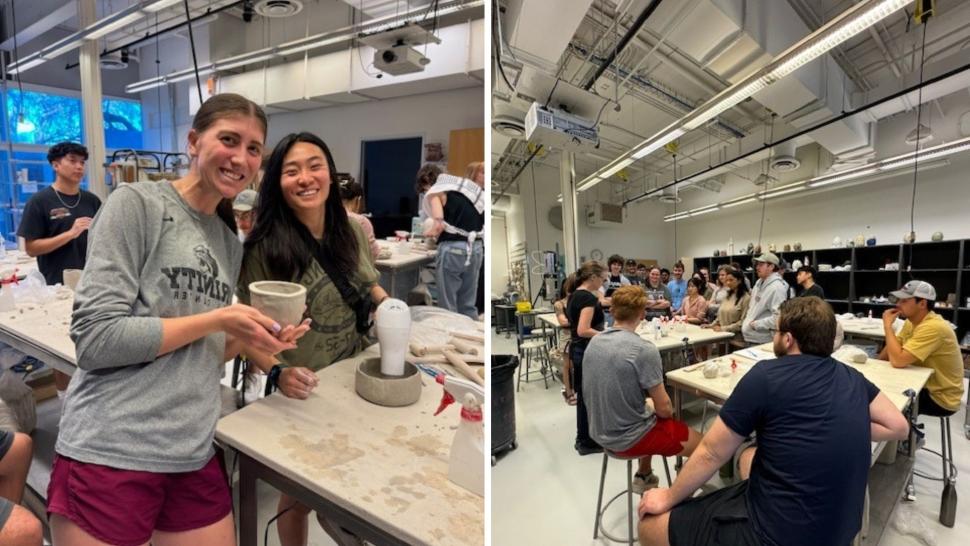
[
  {"left": 255, "top": 0, "right": 303, "bottom": 18},
  {"left": 770, "top": 141, "right": 800, "bottom": 172},
  {"left": 491, "top": 114, "right": 526, "bottom": 137},
  {"left": 658, "top": 186, "right": 680, "bottom": 203}
]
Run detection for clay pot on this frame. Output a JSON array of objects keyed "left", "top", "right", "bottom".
[
  {"left": 903, "top": 231, "right": 916, "bottom": 244},
  {"left": 63, "top": 269, "right": 82, "bottom": 290},
  {"left": 932, "top": 232, "right": 944, "bottom": 242},
  {"left": 768, "top": 243, "right": 777, "bottom": 252},
  {"left": 783, "top": 244, "right": 791, "bottom": 252},
  {"left": 793, "top": 242, "right": 802, "bottom": 251},
  {"left": 249, "top": 281, "right": 307, "bottom": 327},
  {"left": 713, "top": 250, "right": 720, "bottom": 257}
]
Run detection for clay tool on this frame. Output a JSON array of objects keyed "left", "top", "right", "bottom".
[
  {"left": 450, "top": 331, "right": 485, "bottom": 343},
  {"left": 408, "top": 343, "right": 455, "bottom": 356},
  {"left": 443, "top": 350, "right": 485, "bottom": 386},
  {"left": 448, "top": 337, "right": 482, "bottom": 356}
]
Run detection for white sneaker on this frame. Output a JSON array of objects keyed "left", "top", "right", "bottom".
[{"left": 632, "top": 472, "right": 660, "bottom": 494}]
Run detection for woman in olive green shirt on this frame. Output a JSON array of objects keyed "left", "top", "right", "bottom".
[{"left": 236, "top": 132, "right": 389, "bottom": 546}]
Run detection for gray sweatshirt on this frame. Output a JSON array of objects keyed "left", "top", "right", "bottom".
[
  {"left": 741, "top": 272, "right": 790, "bottom": 344},
  {"left": 58, "top": 181, "right": 242, "bottom": 472}
]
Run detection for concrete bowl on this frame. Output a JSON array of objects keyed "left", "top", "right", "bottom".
[{"left": 355, "top": 358, "right": 422, "bottom": 407}]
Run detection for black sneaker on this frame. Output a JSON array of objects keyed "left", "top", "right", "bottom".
[{"left": 575, "top": 441, "right": 604, "bottom": 456}]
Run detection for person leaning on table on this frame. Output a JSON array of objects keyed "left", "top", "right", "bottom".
[
  {"left": 638, "top": 296, "right": 910, "bottom": 546},
  {"left": 878, "top": 280, "right": 965, "bottom": 417}
]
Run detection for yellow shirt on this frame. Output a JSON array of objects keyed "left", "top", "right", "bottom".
[{"left": 897, "top": 312, "right": 965, "bottom": 411}]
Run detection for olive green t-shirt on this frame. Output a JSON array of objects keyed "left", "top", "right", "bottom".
[{"left": 237, "top": 221, "right": 379, "bottom": 371}]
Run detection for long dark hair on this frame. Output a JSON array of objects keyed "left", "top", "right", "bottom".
[
  {"left": 191, "top": 93, "right": 268, "bottom": 232},
  {"left": 243, "top": 132, "right": 359, "bottom": 281},
  {"left": 727, "top": 268, "right": 750, "bottom": 302}
]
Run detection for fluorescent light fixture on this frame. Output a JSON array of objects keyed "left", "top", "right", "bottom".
[
  {"left": 684, "top": 78, "right": 769, "bottom": 131},
  {"left": 808, "top": 168, "right": 878, "bottom": 188},
  {"left": 577, "top": 175, "right": 605, "bottom": 192},
  {"left": 8, "top": 58, "right": 44, "bottom": 74},
  {"left": 144, "top": 0, "right": 183, "bottom": 12},
  {"left": 722, "top": 196, "right": 757, "bottom": 208},
  {"left": 769, "top": 0, "right": 910, "bottom": 81},
  {"left": 632, "top": 128, "right": 685, "bottom": 160},
  {"left": 758, "top": 185, "right": 807, "bottom": 199},
  {"left": 40, "top": 37, "right": 85, "bottom": 60},
  {"left": 690, "top": 206, "right": 720, "bottom": 217},
  {"left": 277, "top": 36, "right": 344, "bottom": 57},
  {"left": 87, "top": 12, "right": 147, "bottom": 40},
  {"left": 663, "top": 212, "right": 690, "bottom": 222},
  {"left": 218, "top": 53, "right": 276, "bottom": 70}
]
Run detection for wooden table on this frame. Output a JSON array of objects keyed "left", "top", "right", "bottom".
[
  {"left": 375, "top": 241, "right": 436, "bottom": 301},
  {"left": 216, "top": 345, "right": 484, "bottom": 546},
  {"left": 666, "top": 345, "right": 932, "bottom": 545}
]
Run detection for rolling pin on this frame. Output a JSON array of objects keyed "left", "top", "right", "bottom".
[
  {"left": 449, "top": 337, "right": 482, "bottom": 356},
  {"left": 443, "top": 350, "right": 485, "bottom": 386},
  {"left": 408, "top": 343, "right": 455, "bottom": 356},
  {"left": 450, "top": 331, "right": 485, "bottom": 343}
]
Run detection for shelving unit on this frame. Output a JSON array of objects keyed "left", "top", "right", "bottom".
[{"left": 693, "top": 239, "right": 970, "bottom": 343}]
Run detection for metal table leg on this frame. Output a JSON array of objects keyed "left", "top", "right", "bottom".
[{"left": 238, "top": 454, "right": 258, "bottom": 546}]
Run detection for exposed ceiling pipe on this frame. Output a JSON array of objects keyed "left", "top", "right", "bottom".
[
  {"left": 623, "top": 58, "right": 970, "bottom": 206},
  {"left": 62, "top": 3, "right": 241, "bottom": 70},
  {"left": 581, "top": 0, "right": 663, "bottom": 91}
]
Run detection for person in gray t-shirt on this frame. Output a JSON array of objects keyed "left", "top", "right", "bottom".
[
  {"left": 584, "top": 286, "right": 701, "bottom": 493},
  {"left": 51, "top": 95, "right": 310, "bottom": 545}
]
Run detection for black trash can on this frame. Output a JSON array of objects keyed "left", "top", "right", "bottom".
[{"left": 491, "top": 354, "right": 518, "bottom": 463}]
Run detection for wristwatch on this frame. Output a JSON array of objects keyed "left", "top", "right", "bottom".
[{"left": 266, "top": 364, "right": 283, "bottom": 395}]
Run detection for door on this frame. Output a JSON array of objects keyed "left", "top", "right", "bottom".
[{"left": 360, "top": 137, "right": 423, "bottom": 238}]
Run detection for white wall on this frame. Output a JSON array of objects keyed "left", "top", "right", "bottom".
[
  {"left": 671, "top": 152, "right": 970, "bottom": 261},
  {"left": 500, "top": 159, "right": 673, "bottom": 299},
  {"left": 264, "top": 87, "right": 482, "bottom": 178},
  {"left": 491, "top": 214, "right": 510, "bottom": 293}
]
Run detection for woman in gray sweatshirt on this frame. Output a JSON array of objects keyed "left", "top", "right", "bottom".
[{"left": 48, "top": 94, "right": 308, "bottom": 546}]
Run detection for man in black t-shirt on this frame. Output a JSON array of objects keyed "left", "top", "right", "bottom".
[
  {"left": 17, "top": 142, "right": 102, "bottom": 401},
  {"left": 18, "top": 142, "right": 101, "bottom": 286},
  {"left": 638, "top": 297, "right": 909, "bottom": 546},
  {"left": 796, "top": 265, "right": 825, "bottom": 299}
]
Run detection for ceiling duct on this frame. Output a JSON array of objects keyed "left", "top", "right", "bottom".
[
  {"left": 770, "top": 141, "right": 800, "bottom": 172},
  {"left": 100, "top": 50, "right": 133, "bottom": 70},
  {"left": 658, "top": 186, "right": 681, "bottom": 203},
  {"left": 254, "top": 0, "right": 303, "bottom": 18},
  {"left": 492, "top": 114, "right": 527, "bottom": 138}
]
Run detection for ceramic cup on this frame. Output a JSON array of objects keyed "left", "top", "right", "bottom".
[
  {"left": 63, "top": 269, "right": 82, "bottom": 290},
  {"left": 248, "top": 281, "right": 307, "bottom": 328}
]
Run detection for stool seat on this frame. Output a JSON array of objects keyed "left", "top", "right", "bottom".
[{"left": 520, "top": 340, "right": 547, "bottom": 350}]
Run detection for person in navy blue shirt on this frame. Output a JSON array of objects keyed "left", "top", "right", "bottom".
[{"left": 638, "top": 296, "right": 910, "bottom": 546}]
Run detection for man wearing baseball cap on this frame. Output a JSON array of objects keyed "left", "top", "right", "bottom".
[
  {"left": 879, "top": 281, "right": 964, "bottom": 416},
  {"left": 232, "top": 188, "right": 258, "bottom": 241},
  {"left": 741, "top": 252, "right": 791, "bottom": 345}
]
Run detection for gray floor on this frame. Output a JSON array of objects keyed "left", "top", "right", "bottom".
[{"left": 491, "top": 329, "right": 970, "bottom": 546}]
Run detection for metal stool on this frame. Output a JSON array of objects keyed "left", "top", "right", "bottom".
[
  {"left": 516, "top": 339, "right": 552, "bottom": 391},
  {"left": 593, "top": 450, "right": 672, "bottom": 544},
  {"left": 907, "top": 414, "right": 958, "bottom": 527}
]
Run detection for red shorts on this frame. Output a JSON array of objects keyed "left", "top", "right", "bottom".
[
  {"left": 615, "top": 417, "right": 690, "bottom": 458},
  {"left": 47, "top": 454, "right": 232, "bottom": 546}
]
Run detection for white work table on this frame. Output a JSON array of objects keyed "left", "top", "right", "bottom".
[
  {"left": 666, "top": 345, "right": 933, "bottom": 545},
  {"left": 635, "top": 322, "right": 735, "bottom": 353},
  {"left": 840, "top": 317, "right": 889, "bottom": 341},
  {"left": 216, "top": 340, "right": 484, "bottom": 546},
  {"left": 375, "top": 241, "right": 436, "bottom": 301},
  {"left": 0, "top": 295, "right": 76, "bottom": 376}
]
